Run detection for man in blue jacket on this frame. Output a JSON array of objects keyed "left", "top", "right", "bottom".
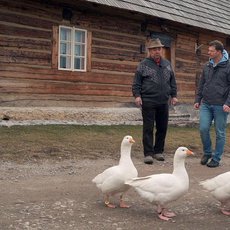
[
  {"left": 194, "top": 40, "right": 230, "bottom": 167},
  {"left": 132, "top": 38, "right": 178, "bottom": 164}
]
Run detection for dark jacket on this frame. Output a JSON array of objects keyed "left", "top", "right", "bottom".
[
  {"left": 195, "top": 58, "right": 230, "bottom": 106},
  {"left": 132, "top": 57, "right": 177, "bottom": 105}
]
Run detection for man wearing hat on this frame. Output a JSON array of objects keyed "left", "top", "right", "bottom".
[{"left": 132, "top": 38, "right": 178, "bottom": 164}]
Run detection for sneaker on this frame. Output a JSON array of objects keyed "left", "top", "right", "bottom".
[
  {"left": 144, "top": 156, "right": 153, "bottom": 164},
  {"left": 200, "top": 155, "right": 211, "bottom": 165},
  {"left": 207, "top": 159, "right": 219, "bottom": 168},
  {"left": 153, "top": 153, "right": 165, "bottom": 161}
]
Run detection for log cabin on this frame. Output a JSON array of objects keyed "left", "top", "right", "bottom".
[{"left": 1, "top": 0, "right": 230, "bottom": 110}]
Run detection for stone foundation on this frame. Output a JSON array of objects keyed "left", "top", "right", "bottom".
[{"left": 0, "top": 105, "right": 199, "bottom": 126}]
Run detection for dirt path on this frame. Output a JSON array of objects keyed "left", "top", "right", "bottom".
[{"left": 0, "top": 154, "right": 230, "bottom": 230}]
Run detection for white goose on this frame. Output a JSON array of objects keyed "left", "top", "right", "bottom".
[
  {"left": 92, "top": 135, "right": 137, "bottom": 208},
  {"left": 125, "top": 146, "right": 194, "bottom": 221},
  {"left": 200, "top": 171, "right": 230, "bottom": 216}
]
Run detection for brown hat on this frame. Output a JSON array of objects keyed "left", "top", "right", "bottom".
[{"left": 147, "top": 38, "right": 164, "bottom": 49}]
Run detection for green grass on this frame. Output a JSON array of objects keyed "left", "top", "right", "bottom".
[{"left": 0, "top": 124, "right": 229, "bottom": 162}]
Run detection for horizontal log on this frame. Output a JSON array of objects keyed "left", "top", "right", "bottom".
[
  {"left": 92, "top": 57, "right": 138, "bottom": 66},
  {"left": 92, "top": 47, "right": 144, "bottom": 62},
  {"left": 91, "top": 69, "right": 133, "bottom": 76},
  {"left": 176, "top": 72, "right": 196, "bottom": 81},
  {"left": 0, "top": 93, "right": 134, "bottom": 107},
  {"left": 0, "top": 23, "right": 51, "bottom": 39},
  {"left": 175, "top": 49, "right": 197, "bottom": 61},
  {"left": 0, "top": 1, "right": 61, "bottom": 21},
  {"left": 92, "top": 61, "right": 137, "bottom": 73},
  {"left": 0, "top": 93, "right": 133, "bottom": 103},
  {"left": 0, "top": 79, "right": 133, "bottom": 96},
  {"left": 0, "top": 9, "right": 54, "bottom": 29},
  {"left": 0, "top": 65, "right": 134, "bottom": 84},
  {"left": 0, "top": 35, "right": 51, "bottom": 50},
  {"left": 175, "top": 58, "right": 199, "bottom": 74},
  {"left": 0, "top": 48, "right": 51, "bottom": 65},
  {"left": 178, "top": 91, "right": 196, "bottom": 97},
  {"left": 177, "top": 83, "right": 196, "bottom": 91},
  {"left": 93, "top": 37, "right": 139, "bottom": 49},
  {"left": 92, "top": 30, "right": 144, "bottom": 45},
  {"left": 176, "top": 57, "right": 197, "bottom": 64},
  {"left": 87, "top": 14, "right": 144, "bottom": 36},
  {"left": 1, "top": 88, "right": 132, "bottom": 97}
]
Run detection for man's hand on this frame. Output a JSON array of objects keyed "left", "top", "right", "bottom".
[
  {"left": 171, "top": 97, "right": 178, "bottom": 106},
  {"left": 223, "top": 104, "right": 230, "bottom": 112},
  {"left": 194, "top": 103, "right": 200, "bottom": 110},
  {"left": 135, "top": 96, "right": 142, "bottom": 107}
]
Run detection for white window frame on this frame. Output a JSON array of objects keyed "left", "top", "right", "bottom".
[{"left": 58, "top": 25, "right": 87, "bottom": 72}]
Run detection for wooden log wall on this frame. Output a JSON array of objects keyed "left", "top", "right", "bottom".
[{"left": 0, "top": 0, "right": 229, "bottom": 107}]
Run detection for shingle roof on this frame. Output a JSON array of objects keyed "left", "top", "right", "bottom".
[{"left": 85, "top": 0, "right": 230, "bottom": 35}]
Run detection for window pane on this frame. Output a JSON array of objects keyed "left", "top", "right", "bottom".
[
  {"left": 75, "top": 45, "right": 80, "bottom": 56},
  {"left": 75, "top": 31, "right": 85, "bottom": 43},
  {"left": 60, "top": 43, "right": 71, "bottom": 55},
  {"left": 74, "top": 57, "right": 85, "bottom": 70},
  {"left": 75, "top": 45, "right": 85, "bottom": 56},
  {"left": 74, "top": 57, "right": 81, "bottom": 69},
  {"left": 60, "top": 28, "right": 71, "bottom": 41},
  {"left": 66, "top": 57, "right": 71, "bottom": 69},
  {"left": 60, "top": 56, "right": 66, "bottom": 68},
  {"left": 76, "top": 44, "right": 85, "bottom": 56},
  {"left": 60, "top": 56, "right": 71, "bottom": 69}
]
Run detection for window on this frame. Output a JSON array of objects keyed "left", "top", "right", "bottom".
[{"left": 58, "top": 26, "right": 87, "bottom": 71}]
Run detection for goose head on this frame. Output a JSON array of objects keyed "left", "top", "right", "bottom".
[
  {"left": 121, "top": 135, "right": 135, "bottom": 146},
  {"left": 174, "top": 146, "right": 194, "bottom": 159}
]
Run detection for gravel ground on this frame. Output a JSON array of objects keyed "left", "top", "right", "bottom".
[{"left": 0, "top": 153, "right": 229, "bottom": 230}]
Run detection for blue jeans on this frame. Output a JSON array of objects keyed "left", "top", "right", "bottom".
[{"left": 199, "top": 103, "right": 228, "bottom": 162}]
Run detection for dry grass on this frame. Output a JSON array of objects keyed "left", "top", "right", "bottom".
[{"left": 0, "top": 124, "right": 229, "bottom": 162}]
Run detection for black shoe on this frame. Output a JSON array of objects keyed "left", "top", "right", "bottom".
[
  {"left": 207, "top": 159, "right": 219, "bottom": 168},
  {"left": 200, "top": 155, "right": 211, "bottom": 165}
]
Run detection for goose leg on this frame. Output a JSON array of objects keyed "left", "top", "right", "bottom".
[
  {"left": 104, "top": 195, "right": 116, "bottom": 208},
  {"left": 220, "top": 202, "right": 230, "bottom": 216},
  {"left": 162, "top": 209, "right": 176, "bottom": 218},
  {"left": 221, "top": 209, "right": 230, "bottom": 216},
  {"left": 119, "top": 194, "right": 130, "bottom": 208},
  {"left": 157, "top": 205, "right": 176, "bottom": 221}
]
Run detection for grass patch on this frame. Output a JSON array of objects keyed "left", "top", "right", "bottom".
[{"left": 0, "top": 124, "right": 229, "bottom": 162}]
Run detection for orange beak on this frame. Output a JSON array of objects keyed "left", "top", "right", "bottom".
[
  {"left": 129, "top": 138, "right": 135, "bottom": 143},
  {"left": 186, "top": 149, "right": 194, "bottom": 156}
]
